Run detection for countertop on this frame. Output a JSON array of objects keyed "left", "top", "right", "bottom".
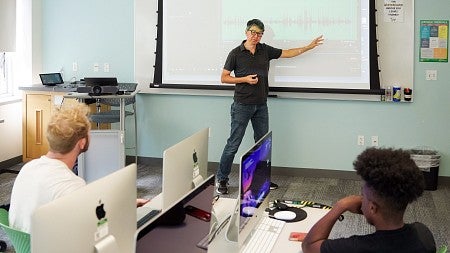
[{"left": 18, "top": 83, "right": 78, "bottom": 93}]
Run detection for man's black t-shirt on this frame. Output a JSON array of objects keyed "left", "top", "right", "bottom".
[{"left": 223, "top": 41, "right": 282, "bottom": 105}]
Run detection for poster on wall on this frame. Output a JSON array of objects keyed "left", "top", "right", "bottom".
[
  {"left": 383, "top": 0, "right": 404, "bottom": 23},
  {"left": 419, "top": 20, "right": 448, "bottom": 62}
]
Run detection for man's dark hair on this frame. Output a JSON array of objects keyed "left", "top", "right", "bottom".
[
  {"left": 246, "top": 19, "right": 265, "bottom": 31},
  {"left": 353, "top": 147, "right": 425, "bottom": 211}
]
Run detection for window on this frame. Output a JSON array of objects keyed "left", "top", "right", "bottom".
[
  {"left": 0, "top": 0, "right": 32, "bottom": 101},
  {"left": 0, "top": 52, "right": 14, "bottom": 98}
]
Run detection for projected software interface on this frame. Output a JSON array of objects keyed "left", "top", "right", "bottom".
[{"left": 163, "top": 0, "right": 370, "bottom": 90}]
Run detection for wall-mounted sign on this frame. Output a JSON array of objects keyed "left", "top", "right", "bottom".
[{"left": 420, "top": 20, "right": 448, "bottom": 62}]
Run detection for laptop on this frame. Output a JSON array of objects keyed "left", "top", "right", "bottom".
[{"left": 39, "top": 73, "right": 64, "bottom": 86}]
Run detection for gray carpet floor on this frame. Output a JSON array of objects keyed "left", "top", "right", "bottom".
[{"left": 1, "top": 162, "right": 449, "bottom": 252}]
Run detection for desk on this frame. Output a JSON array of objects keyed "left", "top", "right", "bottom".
[
  {"left": 136, "top": 184, "right": 214, "bottom": 253},
  {"left": 64, "top": 90, "right": 138, "bottom": 131},
  {"left": 208, "top": 197, "right": 329, "bottom": 253}
]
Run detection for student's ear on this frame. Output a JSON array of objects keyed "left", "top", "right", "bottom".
[
  {"left": 369, "top": 200, "right": 378, "bottom": 214},
  {"left": 78, "top": 137, "right": 87, "bottom": 150}
]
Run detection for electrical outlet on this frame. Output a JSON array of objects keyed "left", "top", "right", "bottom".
[
  {"left": 371, "top": 136, "right": 379, "bottom": 146},
  {"left": 104, "top": 63, "right": 110, "bottom": 72},
  {"left": 93, "top": 63, "right": 99, "bottom": 72},
  {"left": 426, "top": 70, "right": 437, "bottom": 80},
  {"left": 72, "top": 62, "right": 78, "bottom": 72},
  {"left": 358, "top": 135, "right": 365, "bottom": 146}
]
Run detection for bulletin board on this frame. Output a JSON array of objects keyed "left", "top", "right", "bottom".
[{"left": 419, "top": 20, "right": 449, "bottom": 62}]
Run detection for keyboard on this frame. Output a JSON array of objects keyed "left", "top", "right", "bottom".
[
  {"left": 241, "top": 216, "right": 286, "bottom": 253},
  {"left": 137, "top": 209, "right": 161, "bottom": 228},
  {"left": 196, "top": 233, "right": 210, "bottom": 250}
]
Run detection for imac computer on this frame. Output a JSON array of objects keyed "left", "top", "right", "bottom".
[
  {"left": 136, "top": 174, "right": 215, "bottom": 252},
  {"left": 226, "top": 131, "right": 272, "bottom": 246},
  {"left": 31, "top": 164, "right": 137, "bottom": 253},
  {"left": 138, "top": 127, "right": 209, "bottom": 218}
]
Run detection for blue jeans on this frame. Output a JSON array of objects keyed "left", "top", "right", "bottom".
[{"left": 217, "top": 102, "right": 269, "bottom": 182}]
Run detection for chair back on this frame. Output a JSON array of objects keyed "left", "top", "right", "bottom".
[
  {"left": 0, "top": 208, "right": 31, "bottom": 253},
  {"left": 101, "top": 82, "right": 138, "bottom": 106},
  {"left": 438, "top": 245, "right": 448, "bottom": 253},
  {"left": 118, "top": 82, "right": 137, "bottom": 92}
]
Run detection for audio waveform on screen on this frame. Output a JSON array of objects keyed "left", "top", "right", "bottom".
[
  {"left": 221, "top": 0, "right": 359, "bottom": 41},
  {"left": 222, "top": 14, "right": 357, "bottom": 41}
]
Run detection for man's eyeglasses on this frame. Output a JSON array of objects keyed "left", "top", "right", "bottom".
[{"left": 248, "top": 30, "right": 264, "bottom": 37}]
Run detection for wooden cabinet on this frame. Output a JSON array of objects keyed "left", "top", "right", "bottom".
[
  {"left": 23, "top": 92, "right": 52, "bottom": 161},
  {"left": 22, "top": 90, "right": 110, "bottom": 162}
]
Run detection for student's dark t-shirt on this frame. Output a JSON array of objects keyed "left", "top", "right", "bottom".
[{"left": 321, "top": 222, "right": 436, "bottom": 253}]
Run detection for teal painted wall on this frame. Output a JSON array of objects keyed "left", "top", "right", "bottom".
[
  {"left": 42, "top": 0, "right": 450, "bottom": 176},
  {"left": 42, "top": 0, "right": 134, "bottom": 81}
]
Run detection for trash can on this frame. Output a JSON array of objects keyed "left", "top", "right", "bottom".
[{"left": 409, "top": 148, "right": 440, "bottom": 191}]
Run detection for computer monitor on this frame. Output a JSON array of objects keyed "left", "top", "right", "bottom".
[
  {"left": 226, "top": 131, "right": 272, "bottom": 246},
  {"left": 161, "top": 127, "right": 209, "bottom": 210},
  {"left": 31, "top": 164, "right": 137, "bottom": 253},
  {"left": 136, "top": 128, "right": 209, "bottom": 226},
  {"left": 136, "top": 174, "right": 215, "bottom": 252}
]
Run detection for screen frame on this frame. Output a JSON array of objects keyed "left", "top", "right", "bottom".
[{"left": 150, "top": 0, "right": 382, "bottom": 96}]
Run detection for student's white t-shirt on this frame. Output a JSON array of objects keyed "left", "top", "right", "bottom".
[{"left": 9, "top": 156, "right": 86, "bottom": 233}]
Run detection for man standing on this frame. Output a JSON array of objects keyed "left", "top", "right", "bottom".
[
  {"left": 302, "top": 147, "right": 436, "bottom": 253},
  {"left": 217, "top": 19, "right": 324, "bottom": 194}
]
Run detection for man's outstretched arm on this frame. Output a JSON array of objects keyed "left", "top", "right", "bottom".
[{"left": 280, "top": 35, "right": 324, "bottom": 58}]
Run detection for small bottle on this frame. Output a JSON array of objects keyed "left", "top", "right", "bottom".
[
  {"left": 404, "top": 88, "right": 412, "bottom": 101},
  {"left": 392, "top": 86, "right": 401, "bottom": 102},
  {"left": 385, "top": 86, "right": 392, "bottom": 102}
]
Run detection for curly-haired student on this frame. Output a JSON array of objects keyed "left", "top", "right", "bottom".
[{"left": 302, "top": 147, "right": 436, "bottom": 253}]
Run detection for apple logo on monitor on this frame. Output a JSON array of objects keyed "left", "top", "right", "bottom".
[
  {"left": 192, "top": 149, "right": 198, "bottom": 165},
  {"left": 193, "top": 149, "right": 200, "bottom": 178},
  {"left": 96, "top": 200, "right": 107, "bottom": 222},
  {"left": 94, "top": 200, "right": 110, "bottom": 241}
]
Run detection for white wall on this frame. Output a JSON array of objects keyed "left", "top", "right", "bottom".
[{"left": 0, "top": 101, "right": 22, "bottom": 161}]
